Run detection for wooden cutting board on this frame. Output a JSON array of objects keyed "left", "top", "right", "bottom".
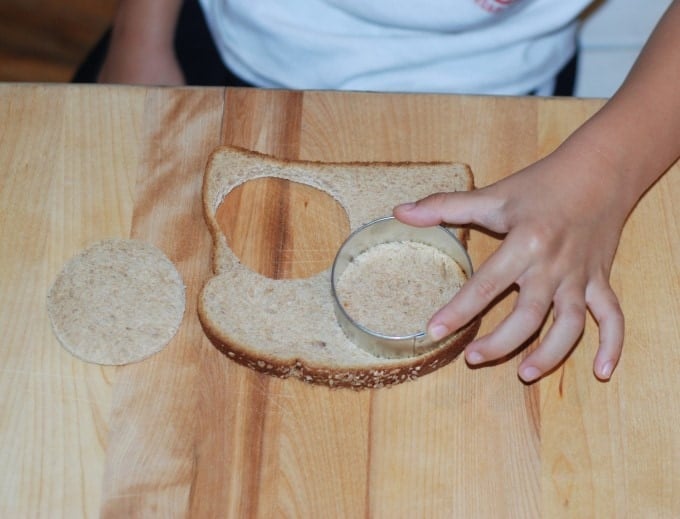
[
  {"left": 101, "top": 88, "right": 546, "bottom": 517},
  {"left": 3, "top": 84, "right": 680, "bottom": 518}
]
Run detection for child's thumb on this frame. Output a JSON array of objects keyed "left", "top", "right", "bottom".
[{"left": 393, "top": 191, "right": 490, "bottom": 227}]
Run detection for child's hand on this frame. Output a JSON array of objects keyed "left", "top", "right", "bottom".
[{"left": 394, "top": 143, "right": 634, "bottom": 382}]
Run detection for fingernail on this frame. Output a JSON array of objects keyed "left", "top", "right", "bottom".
[
  {"left": 398, "top": 202, "right": 416, "bottom": 211},
  {"left": 520, "top": 366, "right": 542, "bottom": 382},
  {"left": 466, "top": 351, "right": 484, "bottom": 364},
  {"left": 598, "top": 361, "right": 614, "bottom": 380},
  {"left": 428, "top": 324, "right": 449, "bottom": 341}
]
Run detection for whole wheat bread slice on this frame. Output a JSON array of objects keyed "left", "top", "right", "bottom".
[{"left": 198, "top": 146, "right": 480, "bottom": 389}]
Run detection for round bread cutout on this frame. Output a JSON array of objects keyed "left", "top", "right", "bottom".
[{"left": 47, "top": 239, "right": 186, "bottom": 365}]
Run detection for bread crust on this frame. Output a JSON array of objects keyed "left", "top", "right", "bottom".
[
  {"left": 200, "top": 306, "right": 480, "bottom": 389},
  {"left": 198, "top": 145, "right": 479, "bottom": 389}
]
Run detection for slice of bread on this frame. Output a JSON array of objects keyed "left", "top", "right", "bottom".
[
  {"left": 47, "top": 239, "right": 186, "bottom": 365},
  {"left": 198, "top": 146, "right": 480, "bottom": 389}
]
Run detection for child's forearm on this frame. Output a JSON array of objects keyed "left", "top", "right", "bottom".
[
  {"left": 109, "top": 0, "right": 184, "bottom": 52},
  {"left": 99, "top": 0, "right": 186, "bottom": 85},
  {"left": 565, "top": 0, "right": 680, "bottom": 211}
]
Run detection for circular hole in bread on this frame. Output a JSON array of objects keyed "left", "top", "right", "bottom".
[{"left": 216, "top": 177, "right": 350, "bottom": 279}]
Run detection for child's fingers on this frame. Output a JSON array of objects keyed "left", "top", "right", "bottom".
[
  {"left": 517, "top": 283, "right": 588, "bottom": 382},
  {"left": 425, "top": 237, "right": 525, "bottom": 341},
  {"left": 393, "top": 190, "right": 503, "bottom": 230},
  {"left": 586, "top": 279, "right": 625, "bottom": 380},
  {"left": 464, "top": 277, "right": 556, "bottom": 366}
]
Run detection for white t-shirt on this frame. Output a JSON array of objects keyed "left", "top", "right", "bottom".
[{"left": 197, "top": 0, "right": 593, "bottom": 95}]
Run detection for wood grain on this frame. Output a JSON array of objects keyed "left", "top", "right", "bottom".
[
  {"left": 2, "top": 84, "right": 680, "bottom": 518},
  {"left": 299, "top": 91, "right": 544, "bottom": 516},
  {"left": 95, "top": 87, "right": 226, "bottom": 517},
  {"left": 0, "top": 84, "right": 144, "bottom": 518},
  {"left": 202, "top": 88, "right": 371, "bottom": 517}
]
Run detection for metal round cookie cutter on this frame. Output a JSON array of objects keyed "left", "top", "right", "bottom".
[{"left": 330, "top": 216, "right": 473, "bottom": 359}]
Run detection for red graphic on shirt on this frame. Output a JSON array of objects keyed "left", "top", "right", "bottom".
[{"left": 475, "top": 0, "right": 522, "bottom": 14}]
